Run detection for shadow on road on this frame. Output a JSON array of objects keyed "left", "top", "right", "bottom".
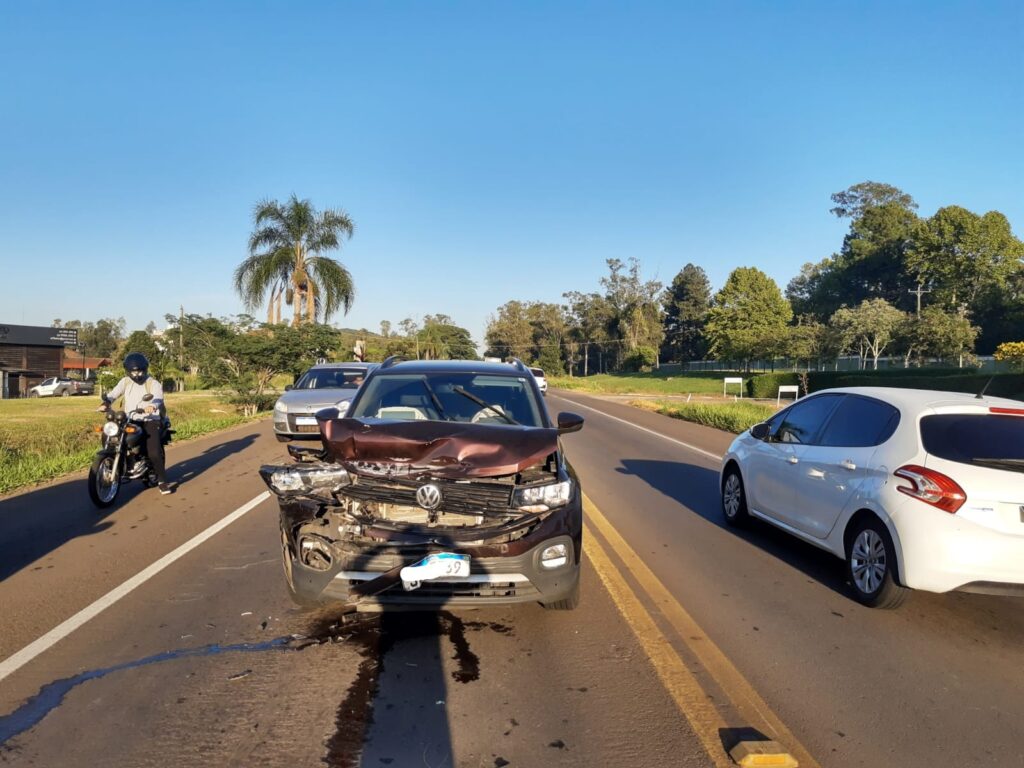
[
  {"left": 615, "top": 458, "right": 849, "bottom": 598},
  {"left": 0, "top": 433, "right": 260, "bottom": 582}
]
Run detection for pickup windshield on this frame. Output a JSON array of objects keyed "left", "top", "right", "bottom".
[{"left": 349, "top": 373, "right": 543, "bottom": 427}]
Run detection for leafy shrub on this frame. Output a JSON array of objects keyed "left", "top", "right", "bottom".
[
  {"left": 632, "top": 400, "right": 777, "bottom": 434},
  {"left": 622, "top": 346, "right": 658, "bottom": 372},
  {"left": 746, "top": 372, "right": 800, "bottom": 398}
]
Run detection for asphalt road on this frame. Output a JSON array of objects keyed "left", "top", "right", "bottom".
[{"left": 0, "top": 393, "right": 1022, "bottom": 767}]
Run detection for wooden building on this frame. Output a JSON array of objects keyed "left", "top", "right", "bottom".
[{"left": 0, "top": 324, "right": 79, "bottom": 398}]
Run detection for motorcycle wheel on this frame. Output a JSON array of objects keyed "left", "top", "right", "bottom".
[{"left": 88, "top": 455, "right": 121, "bottom": 508}]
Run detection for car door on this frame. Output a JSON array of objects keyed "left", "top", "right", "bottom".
[
  {"left": 789, "top": 395, "right": 900, "bottom": 539},
  {"left": 744, "top": 394, "right": 841, "bottom": 523}
]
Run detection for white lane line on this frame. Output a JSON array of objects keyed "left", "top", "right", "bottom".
[
  {"left": 0, "top": 491, "right": 271, "bottom": 684},
  {"left": 552, "top": 394, "right": 724, "bottom": 463}
]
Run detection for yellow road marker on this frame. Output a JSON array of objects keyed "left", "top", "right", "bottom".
[
  {"left": 584, "top": 493, "right": 817, "bottom": 768},
  {"left": 583, "top": 522, "right": 734, "bottom": 768}
]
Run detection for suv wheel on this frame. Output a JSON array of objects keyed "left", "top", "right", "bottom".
[
  {"left": 721, "top": 467, "right": 749, "bottom": 526},
  {"left": 845, "top": 518, "right": 909, "bottom": 609}
]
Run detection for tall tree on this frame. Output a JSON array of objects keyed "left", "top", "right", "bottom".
[
  {"left": 235, "top": 195, "right": 356, "bottom": 326},
  {"left": 485, "top": 301, "right": 534, "bottom": 360},
  {"left": 661, "top": 264, "right": 711, "bottom": 362},
  {"left": 600, "top": 258, "right": 664, "bottom": 367},
  {"left": 563, "top": 291, "right": 613, "bottom": 375},
  {"left": 830, "top": 181, "right": 917, "bottom": 219},
  {"left": 705, "top": 267, "right": 792, "bottom": 367},
  {"left": 906, "top": 206, "right": 1024, "bottom": 312},
  {"left": 830, "top": 299, "right": 906, "bottom": 370}
]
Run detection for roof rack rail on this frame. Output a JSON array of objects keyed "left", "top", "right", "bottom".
[
  {"left": 509, "top": 357, "right": 530, "bottom": 374},
  {"left": 380, "top": 355, "right": 407, "bottom": 369}
]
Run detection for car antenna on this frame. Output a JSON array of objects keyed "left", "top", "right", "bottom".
[{"left": 975, "top": 376, "right": 994, "bottom": 399}]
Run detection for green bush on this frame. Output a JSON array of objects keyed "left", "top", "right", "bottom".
[
  {"left": 633, "top": 400, "right": 777, "bottom": 434},
  {"left": 622, "top": 346, "right": 659, "bottom": 372},
  {"left": 746, "top": 372, "right": 800, "bottom": 398}
]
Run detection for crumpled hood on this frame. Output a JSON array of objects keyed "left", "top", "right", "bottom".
[{"left": 319, "top": 418, "right": 558, "bottom": 478}]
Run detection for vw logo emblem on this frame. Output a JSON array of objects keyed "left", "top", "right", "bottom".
[{"left": 416, "top": 484, "right": 442, "bottom": 511}]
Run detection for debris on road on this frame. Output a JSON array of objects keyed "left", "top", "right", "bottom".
[{"left": 227, "top": 669, "right": 252, "bottom": 681}]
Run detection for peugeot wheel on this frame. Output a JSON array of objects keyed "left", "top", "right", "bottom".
[
  {"left": 88, "top": 455, "right": 121, "bottom": 508},
  {"left": 721, "top": 467, "right": 749, "bottom": 527},
  {"left": 845, "top": 518, "right": 909, "bottom": 609}
]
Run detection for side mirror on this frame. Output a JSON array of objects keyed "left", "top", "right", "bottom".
[
  {"left": 750, "top": 422, "right": 770, "bottom": 441},
  {"left": 284, "top": 384, "right": 293, "bottom": 391},
  {"left": 557, "top": 411, "right": 584, "bottom": 434},
  {"left": 142, "top": 393, "right": 154, "bottom": 402}
]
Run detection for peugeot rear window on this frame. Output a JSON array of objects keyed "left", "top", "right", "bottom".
[{"left": 920, "top": 414, "right": 1024, "bottom": 471}]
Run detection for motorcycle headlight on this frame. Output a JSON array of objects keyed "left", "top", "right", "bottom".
[
  {"left": 274, "top": 400, "right": 288, "bottom": 413},
  {"left": 513, "top": 480, "right": 572, "bottom": 512},
  {"left": 102, "top": 422, "right": 120, "bottom": 437},
  {"left": 259, "top": 464, "right": 352, "bottom": 496}
]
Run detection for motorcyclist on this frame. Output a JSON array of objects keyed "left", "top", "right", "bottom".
[{"left": 98, "top": 352, "right": 173, "bottom": 495}]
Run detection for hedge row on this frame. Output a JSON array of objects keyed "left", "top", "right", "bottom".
[{"left": 744, "top": 371, "right": 1024, "bottom": 401}]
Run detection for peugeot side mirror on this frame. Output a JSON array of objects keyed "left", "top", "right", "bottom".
[
  {"left": 557, "top": 412, "right": 584, "bottom": 434},
  {"left": 750, "top": 422, "right": 770, "bottom": 440}
]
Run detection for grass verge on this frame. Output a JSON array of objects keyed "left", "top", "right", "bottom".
[
  {"left": 549, "top": 372, "right": 737, "bottom": 396},
  {"left": 0, "top": 391, "right": 266, "bottom": 495},
  {"left": 630, "top": 399, "right": 778, "bottom": 434}
]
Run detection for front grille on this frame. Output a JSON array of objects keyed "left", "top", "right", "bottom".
[{"left": 342, "top": 477, "right": 513, "bottom": 515}]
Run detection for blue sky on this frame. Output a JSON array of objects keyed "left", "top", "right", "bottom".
[{"left": 1, "top": 1, "right": 1021, "bottom": 347}]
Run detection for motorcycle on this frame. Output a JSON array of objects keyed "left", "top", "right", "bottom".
[{"left": 88, "top": 393, "right": 174, "bottom": 508}]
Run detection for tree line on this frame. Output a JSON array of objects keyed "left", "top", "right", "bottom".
[{"left": 485, "top": 181, "right": 1024, "bottom": 375}]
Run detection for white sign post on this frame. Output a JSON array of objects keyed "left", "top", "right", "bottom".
[
  {"left": 723, "top": 377, "right": 744, "bottom": 398},
  {"left": 777, "top": 385, "right": 800, "bottom": 405}
]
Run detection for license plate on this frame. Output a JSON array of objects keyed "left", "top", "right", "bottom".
[
  {"left": 400, "top": 552, "right": 471, "bottom": 591},
  {"left": 295, "top": 416, "right": 318, "bottom": 426},
  {"left": 295, "top": 425, "right": 319, "bottom": 433}
]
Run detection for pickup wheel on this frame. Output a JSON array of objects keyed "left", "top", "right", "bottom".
[{"left": 61, "top": 389, "right": 71, "bottom": 397}]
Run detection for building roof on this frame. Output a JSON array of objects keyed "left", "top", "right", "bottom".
[{"left": 63, "top": 351, "right": 111, "bottom": 369}]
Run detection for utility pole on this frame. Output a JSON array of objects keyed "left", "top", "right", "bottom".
[{"left": 908, "top": 283, "right": 932, "bottom": 317}]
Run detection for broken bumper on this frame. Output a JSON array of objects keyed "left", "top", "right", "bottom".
[{"left": 280, "top": 498, "right": 582, "bottom": 609}]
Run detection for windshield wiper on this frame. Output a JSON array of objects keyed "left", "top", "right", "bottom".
[
  {"left": 452, "top": 386, "right": 519, "bottom": 425},
  {"left": 970, "top": 458, "right": 1024, "bottom": 473},
  {"left": 421, "top": 379, "right": 450, "bottom": 421}
]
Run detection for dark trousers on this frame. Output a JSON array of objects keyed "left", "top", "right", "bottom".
[{"left": 142, "top": 421, "right": 167, "bottom": 483}]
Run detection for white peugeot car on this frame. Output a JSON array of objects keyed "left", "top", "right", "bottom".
[
  {"left": 720, "top": 387, "right": 1024, "bottom": 608},
  {"left": 530, "top": 367, "right": 548, "bottom": 395}
]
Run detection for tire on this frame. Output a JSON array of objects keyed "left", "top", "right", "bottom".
[
  {"left": 88, "top": 455, "right": 121, "bottom": 508},
  {"left": 721, "top": 466, "right": 750, "bottom": 527},
  {"left": 29, "top": 391, "right": 38, "bottom": 398},
  {"left": 845, "top": 517, "right": 909, "bottom": 609},
  {"left": 61, "top": 389, "right": 71, "bottom": 397},
  {"left": 542, "top": 580, "right": 580, "bottom": 611}
]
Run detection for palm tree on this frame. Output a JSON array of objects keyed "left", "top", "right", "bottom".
[{"left": 235, "top": 195, "right": 356, "bottom": 326}]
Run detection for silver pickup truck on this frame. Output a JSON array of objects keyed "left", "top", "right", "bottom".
[{"left": 28, "top": 377, "right": 95, "bottom": 397}]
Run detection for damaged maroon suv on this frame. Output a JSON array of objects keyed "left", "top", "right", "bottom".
[{"left": 259, "top": 359, "right": 584, "bottom": 611}]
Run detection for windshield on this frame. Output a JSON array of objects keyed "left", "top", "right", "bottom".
[
  {"left": 293, "top": 368, "right": 367, "bottom": 390},
  {"left": 530, "top": 368, "right": 544, "bottom": 377},
  {"left": 349, "top": 372, "right": 544, "bottom": 426},
  {"left": 920, "top": 414, "right": 1024, "bottom": 466}
]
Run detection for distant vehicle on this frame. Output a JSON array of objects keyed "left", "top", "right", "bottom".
[
  {"left": 273, "top": 363, "right": 378, "bottom": 441},
  {"left": 28, "top": 377, "right": 95, "bottom": 397},
  {"left": 530, "top": 367, "right": 548, "bottom": 395},
  {"left": 259, "top": 357, "right": 584, "bottom": 611},
  {"left": 720, "top": 387, "right": 1024, "bottom": 608}
]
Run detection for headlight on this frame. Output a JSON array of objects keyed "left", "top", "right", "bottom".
[
  {"left": 274, "top": 400, "right": 288, "bottom": 413},
  {"left": 102, "top": 422, "right": 120, "bottom": 437},
  {"left": 259, "top": 464, "right": 352, "bottom": 496},
  {"left": 335, "top": 399, "right": 351, "bottom": 416},
  {"left": 513, "top": 480, "right": 572, "bottom": 512}
]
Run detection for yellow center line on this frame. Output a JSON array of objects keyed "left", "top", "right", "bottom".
[
  {"left": 584, "top": 493, "right": 821, "bottom": 768},
  {"left": 583, "top": 521, "right": 734, "bottom": 767}
]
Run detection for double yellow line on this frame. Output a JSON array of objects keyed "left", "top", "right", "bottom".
[{"left": 583, "top": 494, "right": 819, "bottom": 768}]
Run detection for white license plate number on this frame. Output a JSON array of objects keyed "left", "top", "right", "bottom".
[
  {"left": 295, "top": 416, "right": 318, "bottom": 426},
  {"left": 400, "top": 553, "right": 471, "bottom": 590}
]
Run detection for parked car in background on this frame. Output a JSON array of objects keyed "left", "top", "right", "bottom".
[
  {"left": 259, "top": 358, "right": 583, "bottom": 610},
  {"left": 720, "top": 387, "right": 1024, "bottom": 608},
  {"left": 28, "top": 377, "right": 95, "bottom": 397},
  {"left": 273, "top": 363, "right": 378, "bottom": 441},
  {"left": 530, "top": 367, "right": 548, "bottom": 395}
]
